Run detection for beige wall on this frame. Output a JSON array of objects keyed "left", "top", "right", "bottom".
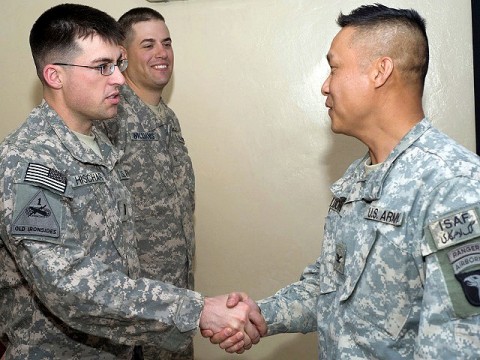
[{"left": 0, "top": 0, "right": 474, "bottom": 359}]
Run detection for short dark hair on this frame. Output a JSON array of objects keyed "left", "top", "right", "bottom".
[
  {"left": 118, "top": 8, "right": 166, "bottom": 46},
  {"left": 29, "top": 4, "right": 124, "bottom": 82},
  {"left": 337, "top": 3, "right": 429, "bottom": 88}
]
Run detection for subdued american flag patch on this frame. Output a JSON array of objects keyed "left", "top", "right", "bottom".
[{"left": 24, "top": 163, "right": 67, "bottom": 193}]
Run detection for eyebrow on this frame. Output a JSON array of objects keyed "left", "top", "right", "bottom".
[
  {"left": 90, "top": 54, "right": 123, "bottom": 65},
  {"left": 140, "top": 37, "right": 172, "bottom": 45}
]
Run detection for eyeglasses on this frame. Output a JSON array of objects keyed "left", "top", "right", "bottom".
[{"left": 53, "top": 58, "right": 128, "bottom": 76}]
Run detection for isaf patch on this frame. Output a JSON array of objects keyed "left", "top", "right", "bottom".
[
  {"left": 429, "top": 209, "right": 480, "bottom": 250},
  {"left": 12, "top": 189, "right": 60, "bottom": 238}
]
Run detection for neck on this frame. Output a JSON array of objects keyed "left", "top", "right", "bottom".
[
  {"left": 366, "top": 111, "right": 424, "bottom": 164},
  {"left": 43, "top": 92, "right": 93, "bottom": 135},
  {"left": 125, "top": 76, "right": 162, "bottom": 106}
]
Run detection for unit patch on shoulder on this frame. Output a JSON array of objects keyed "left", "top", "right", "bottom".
[
  {"left": 12, "top": 189, "right": 60, "bottom": 238},
  {"left": 448, "top": 242, "right": 480, "bottom": 307},
  {"left": 428, "top": 209, "right": 480, "bottom": 250}
]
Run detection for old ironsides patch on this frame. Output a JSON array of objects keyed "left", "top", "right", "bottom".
[{"left": 12, "top": 189, "right": 60, "bottom": 238}]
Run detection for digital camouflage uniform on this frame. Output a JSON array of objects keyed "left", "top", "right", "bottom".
[
  {"left": 0, "top": 102, "right": 203, "bottom": 359},
  {"left": 258, "top": 119, "right": 480, "bottom": 359},
  {"left": 99, "top": 84, "right": 195, "bottom": 360}
]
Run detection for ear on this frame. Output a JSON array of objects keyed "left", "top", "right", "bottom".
[
  {"left": 120, "top": 45, "right": 128, "bottom": 59},
  {"left": 372, "top": 56, "right": 394, "bottom": 88},
  {"left": 43, "top": 64, "right": 63, "bottom": 90}
]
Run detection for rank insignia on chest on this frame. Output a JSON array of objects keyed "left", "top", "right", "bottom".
[{"left": 334, "top": 242, "right": 346, "bottom": 274}]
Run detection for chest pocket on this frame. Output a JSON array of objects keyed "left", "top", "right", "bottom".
[{"left": 340, "top": 226, "right": 421, "bottom": 339}]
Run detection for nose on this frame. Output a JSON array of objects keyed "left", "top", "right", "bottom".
[
  {"left": 110, "top": 66, "right": 125, "bottom": 86},
  {"left": 155, "top": 45, "right": 168, "bottom": 59},
  {"left": 321, "top": 75, "right": 330, "bottom": 96}
]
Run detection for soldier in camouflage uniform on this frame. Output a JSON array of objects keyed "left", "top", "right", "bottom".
[
  {"left": 0, "top": 4, "right": 264, "bottom": 359},
  {"left": 208, "top": 4, "right": 480, "bottom": 359},
  {"left": 97, "top": 8, "right": 196, "bottom": 360}
]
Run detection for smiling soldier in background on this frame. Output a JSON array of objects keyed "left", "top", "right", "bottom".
[{"left": 98, "top": 7, "right": 197, "bottom": 360}]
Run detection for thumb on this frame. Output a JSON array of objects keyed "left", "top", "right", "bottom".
[{"left": 226, "top": 292, "right": 244, "bottom": 308}]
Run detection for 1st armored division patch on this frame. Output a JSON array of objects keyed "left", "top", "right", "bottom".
[{"left": 12, "top": 188, "right": 60, "bottom": 238}]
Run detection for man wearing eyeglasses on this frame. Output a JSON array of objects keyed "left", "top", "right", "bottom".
[
  {"left": 98, "top": 8, "right": 197, "bottom": 360},
  {"left": 0, "top": 4, "right": 265, "bottom": 359}
]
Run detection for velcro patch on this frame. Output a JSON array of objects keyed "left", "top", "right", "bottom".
[
  {"left": 429, "top": 209, "right": 480, "bottom": 250},
  {"left": 447, "top": 242, "right": 480, "bottom": 307},
  {"left": 364, "top": 206, "right": 403, "bottom": 226},
  {"left": 117, "top": 169, "right": 130, "bottom": 181},
  {"left": 334, "top": 242, "right": 346, "bottom": 275},
  {"left": 12, "top": 189, "right": 60, "bottom": 238},
  {"left": 24, "top": 163, "right": 67, "bottom": 194},
  {"left": 72, "top": 172, "right": 105, "bottom": 188},
  {"left": 329, "top": 197, "right": 346, "bottom": 213},
  {"left": 131, "top": 132, "right": 157, "bottom": 141}
]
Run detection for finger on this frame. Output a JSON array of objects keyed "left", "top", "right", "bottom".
[
  {"left": 219, "top": 331, "right": 244, "bottom": 349},
  {"left": 225, "top": 341, "right": 246, "bottom": 354},
  {"left": 226, "top": 292, "right": 244, "bottom": 308},
  {"left": 200, "top": 329, "right": 214, "bottom": 338},
  {"left": 242, "top": 331, "right": 253, "bottom": 350},
  {"left": 244, "top": 321, "right": 260, "bottom": 345},
  {"left": 249, "top": 309, "right": 267, "bottom": 338},
  {"left": 201, "top": 328, "right": 232, "bottom": 344}
]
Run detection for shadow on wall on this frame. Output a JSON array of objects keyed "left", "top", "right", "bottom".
[
  {"left": 30, "top": 81, "right": 43, "bottom": 109},
  {"left": 322, "top": 132, "right": 367, "bottom": 187},
  {"left": 195, "top": 332, "right": 318, "bottom": 360}
]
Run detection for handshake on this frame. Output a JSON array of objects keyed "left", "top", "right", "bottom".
[{"left": 199, "top": 292, "right": 267, "bottom": 353}]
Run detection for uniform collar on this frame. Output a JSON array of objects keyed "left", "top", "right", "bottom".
[
  {"left": 40, "top": 102, "right": 120, "bottom": 170},
  {"left": 120, "top": 84, "right": 169, "bottom": 130},
  {"left": 331, "top": 118, "right": 431, "bottom": 201}
]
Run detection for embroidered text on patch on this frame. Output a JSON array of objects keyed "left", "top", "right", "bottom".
[
  {"left": 24, "top": 163, "right": 67, "bottom": 193},
  {"left": 131, "top": 132, "right": 157, "bottom": 141},
  {"left": 364, "top": 206, "right": 404, "bottom": 226},
  {"left": 72, "top": 172, "right": 105, "bottom": 187},
  {"left": 12, "top": 190, "right": 60, "bottom": 238},
  {"left": 429, "top": 209, "right": 480, "bottom": 250}
]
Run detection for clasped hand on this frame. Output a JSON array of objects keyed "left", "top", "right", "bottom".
[{"left": 199, "top": 292, "right": 266, "bottom": 353}]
